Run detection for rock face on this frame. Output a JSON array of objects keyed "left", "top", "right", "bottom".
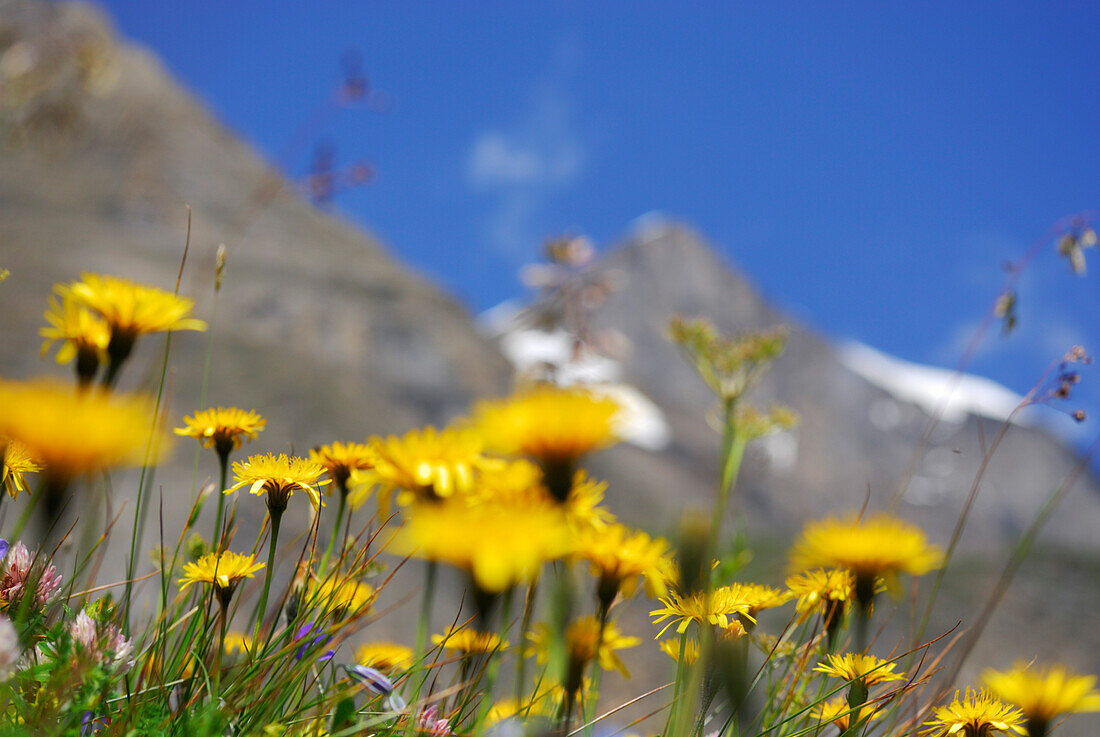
[{"left": 585, "top": 221, "right": 1100, "bottom": 552}]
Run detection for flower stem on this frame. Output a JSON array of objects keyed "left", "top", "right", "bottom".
[
  {"left": 253, "top": 508, "right": 282, "bottom": 644},
  {"left": 213, "top": 451, "right": 229, "bottom": 551}
]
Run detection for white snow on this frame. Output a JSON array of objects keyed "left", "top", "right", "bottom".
[{"left": 838, "top": 341, "right": 1026, "bottom": 425}]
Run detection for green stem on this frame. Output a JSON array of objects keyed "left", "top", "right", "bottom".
[
  {"left": 514, "top": 576, "right": 539, "bottom": 702},
  {"left": 214, "top": 451, "right": 229, "bottom": 551},
  {"left": 318, "top": 485, "right": 348, "bottom": 575},
  {"left": 253, "top": 509, "right": 283, "bottom": 644},
  {"left": 709, "top": 397, "right": 747, "bottom": 567}
]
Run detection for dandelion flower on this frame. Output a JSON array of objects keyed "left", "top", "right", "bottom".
[
  {"left": 473, "top": 460, "right": 616, "bottom": 532},
  {"left": 726, "top": 582, "right": 793, "bottom": 622},
  {"left": 39, "top": 294, "right": 109, "bottom": 382},
  {"left": 812, "top": 696, "right": 880, "bottom": 731},
  {"left": 473, "top": 386, "right": 620, "bottom": 501},
  {"left": 175, "top": 407, "right": 266, "bottom": 458},
  {"left": 789, "top": 514, "right": 943, "bottom": 609},
  {"left": 564, "top": 616, "right": 639, "bottom": 678},
  {"left": 224, "top": 453, "right": 329, "bottom": 513},
  {"left": 310, "top": 441, "right": 375, "bottom": 495},
  {"left": 577, "top": 523, "right": 676, "bottom": 608},
  {"left": 658, "top": 638, "right": 700, "bottom": 665},
  {"left": 59, "top": 272, "right": 205, "bottom": 344},
  {"left": 921, "top": 689, "right": 1024, "bottom": 737},
  {"left": 224, "top": 631, "right": 254, "bottom": 656},
  {"left": 352, "top": 426, "right": 488, "bottom": 512},
  {"left": 0, "top": 378, "right": 166, "bottom": 486},
  {"left": 2, "top": 440, "right": 41, "bottom": 499},
  {"left": 307, "top": 575, "right": 374, "bottom": 617},
  {"left": 356, "top": 642, "right": 414, "bottom": 673},
  {"left": 814, "top": 653, "right": 906, "bottom": 687},
  {"left": 786, "top": 568, "right": 857, "bottom": 620},
  {"left": 179, "top": 550, "right": 264, "bottom": 608},
  {"left": 650, "top": 585, "right": 756, "bottom": 638},
  {"left": 983, "top": 663, "right": 1100, "bottom": 736},
  {"left": 393, "top": 500, "right": 573, "bottom": 593},
  {"left": 433, "top": 628, "right": 507, "bottom": 655}
]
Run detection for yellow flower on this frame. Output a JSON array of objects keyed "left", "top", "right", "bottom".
[
  {"left": 224, "top": 631, "right": 254, "bottom": 656},
  {"left": 2, "top": 440, "right": 41, "bottom": 499},
  {"left": 486, "top": 697, "right": 557, "bottom": 726},
  {"left": 527, "top": 617, "right": 640, "bottom": 678},
  {"left": 58, "top": 272, "right": 206, "bottom": 342},
  {"left": 983, "top": 663, "right": 1100, "bottom": 733},
  {"left": 307, "top": 575, "right": 374, "bottom": 617},
  {"left": 351, "top": 425, "right": 488, "bottom": 513},
  {"left": 472, "top": 460, "right": 616, "bottom": 532},
  {"left": 393, "top": 500, "right": 573, "bottom": 593},
  {"left": 39, "top": 294, "right": 109, "bottom": 376},
  {"left": 356, "top": 642, "right": 414, "bottom": 673},
  {"left": 814, "top": 653, "right": 906, "bottom": 687},
  {"left": 433, "top": 628, "right": 507, "bottom": 655},
  {"left": 473, "top": 386, "right": 620, "bottom": 501},
  {"left": 650, "top": 585, "right": 756, "bottom": 638},
  {"left": 786, "top": 568, "right": 857, "bottom": 620},
  {"left": 658, "top": 638, "right": 700, "bottom": 665},
  {"left": 310, "top": 441, "right": 375, "bottom": 494},
  {"left": 224, "top": 453, "right": 329, "bottom": 513},
  {"left": 789, "top": 514, "right": 943, "bottom": 607},
  {"left": 174, "top": 407, "right": 265, "bottom": 457},
  {"left": 921, "top": 689, "right": 1024, "bottom": 737},
  {"left": 577, "top": 523, "right": 675, "bottom": 606},
  {"left": 0, "top": 378, "right": 167, "bottom": 484},
  {"left": 812, "top": 696, "right": 880, "bottom": 731},
  {"left": 726, "top": 582, "right": 793, "bottom": 621},
  {"left": 179, "top": 551, "right": 264, "bottom": 606}
]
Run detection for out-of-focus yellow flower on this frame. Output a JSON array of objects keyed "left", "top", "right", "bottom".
[
  {"left": 224, "top": 453, "right": 329, "bottom": 513},
  {"left": 2, "top": 440, "right": 41, "bottom": 499},
  {"left": 174, "top": 407, "right": 265, "bottom": 457},
  {"left": 310, "top": 441, "right": 375, "bottom": 495},
  {"left": 471, "top": 460, "right": 616, "bottom": 532},
  {"left": 486, "top": 697, "right": 557, "bottom": 726},
  {"left": 789, "top": 514, "right": 943, "bottom": 607},
  {"left": 307, "top": 575, "right": 374, "bottom": 617},
  {"left": 658, "top": 638, "right": 700, "bottom": 665},
  {"left": 921, "top": 689, "right": 1024, "bottom": 737},
  {"left": 224, "top": 631, "right": 254, "bottom": 656},
  {"left": 786, "top": 568, "right": 857, "bottom": 620},
  {"left": 179, "top": 550, "right": 263, "bottom": 607},
  {"left": 39, "top": 294, "right": 109, "bottom": 376},
  {"left": 432, "top": 628, "right": 507, "bottom": 655},
  {"left": 473, "top": 386, "right": 620, "bottom": 501},
  {"left": 351, "top": 426, "right": 488, "bottom": 513},
  {"left": 812, "top": 696, "right": 880, "bottom": 731},
  {"left": 814, "top": 653, "right": 906, "bottom": 687},
  {"left": 650, "top": 586, "right": 756, "bottom": 638},
  {"left": 356, "top": 642, "right": 414, "bottom": 673},
  {"left": 983, "top": 663, "right": 1100, "bottom": 734},
  {"left": 725, "top": 582, "right": 793, "bottom": 621},
  {"left": 0, "top": 378, "right": 167, "bottom": 484},
  {"left": 577, "top": 523, "right": 675, "bottom": 606},
  {"left": 393, "top": 500, "right": 573, "bottom": 593},
  {"left": 58, "top": 272, "right": 206, "bottom": 343},
  {"left": 527, "top": 617, "right": 640, "bottom": 678}
]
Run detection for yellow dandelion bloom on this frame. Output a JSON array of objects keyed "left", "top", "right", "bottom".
[
  {"left": 393, "top": 500, "right": 573, "bottom": 593},
  {"left": 650, "top": 585, "right": 756, "bottom": 638},
  {"left": 2, "top": 440, "right": 41, "bottom": 499},
  {"left": 726, "top": 582, "right": 793, "bottom": 620},
  {"left": 486, "top": 697, "right": 557, "bottom": 726},
  {"left": 175, "top": 407, "right": 266, "bottom": 457},
  {"left": 472, "top": 460, "right": 616, "bottom": 532},
  {"left": 433, "top": 628, "right": 507, "bottom": 655},
  {"left": 179, "top": 550, "right": 264, "bottom": 606},
  {"left": 308, "top": 575, "right": 374, "bottom": 616},
  {"left": 356, "top": 642, "right": 414, "bottom": 673},
  {"left": 658, "top": 638, "right": 700, "bottom": 665},
  {"left": 789, "top": 514, "right": 943, "bottom": 606},
  {"left": 351, "top": 425, "right": 488, "bottom": 512},
  {"left": 812, "top": 696, "right": 880, "bottom": 731},
  {"left": 224, "top": 453, "right": 329, "bottom": 513},
  {"left": 59, "top": 272, "right": 206, "bottom": 342},
  {"left": 310, "top": 441, "right": 375, "bottom": 494},
  {"left": 0, "top": 378, "right": 167, "bottom": 484},
  {"left": 224, "top": 631, "right": 254, "bottom": 656},
  {"left": 814, "top": 653, "right": 906, "bottom": 687},
  {"left": 473, "top": 386, "right": 620, "bottom": 501},
  {"left": 565, "top": 616, "right": 639, "bottom": 678},
  {"left": 786, "top": 568, "right": 857, "bottom": 620},
  {"left": 39, "top": 294, "right": 109, "bottom": 375},
  {"left": 983, "top": 663, "right": 1100, "bottom": 733},
  {"left": 577, "top": 523, "right": 675, "bottom": 605},
  {"left": 921, "top": 689, "right": 1025, "bottom": 737}
]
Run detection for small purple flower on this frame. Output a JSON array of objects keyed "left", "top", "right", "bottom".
[
  {"left": 344, "top": 664, "right": 406, "bottom": 711},
  {"left": 293, "top": 621, "right": 334, "bottom": 662},
  {"left": 0, "top": 539, "right": 9, "bottom": 560}
]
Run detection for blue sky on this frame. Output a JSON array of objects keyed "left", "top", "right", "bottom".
[{"left": 99, "top": 1, "right": 1100, "bottom": 440}]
